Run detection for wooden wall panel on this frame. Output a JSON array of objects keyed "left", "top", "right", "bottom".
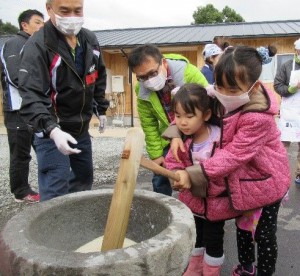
[
  {"left": 104, "top": 53, "right": 136, "bottom": 117},
  {"left": 225, "top": 37, "right": 296, "bottom": 54}
]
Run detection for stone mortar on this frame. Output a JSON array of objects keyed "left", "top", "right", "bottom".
[{"left": 0, "top": 189, "right": 195, "bottom": 276}]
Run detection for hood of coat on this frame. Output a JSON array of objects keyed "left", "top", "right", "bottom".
[
  {"left": 242, "top": 83, "right": 278, "bottom": 116},
  {"left": 17, "top": 30, "right": 31, "bottom": 40}
]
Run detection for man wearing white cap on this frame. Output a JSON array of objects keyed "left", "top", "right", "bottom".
[
  {"left": 274, "top": 38, "right": 300, "bottom": 185},
  {"left": 201, "top": 44, "right": 223, "bottom": 84}
]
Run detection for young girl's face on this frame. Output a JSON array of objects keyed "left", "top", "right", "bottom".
[
  {"left": 174, "top": 102, "right": 210, "bottom": 136},
  {"left": 214, "top": 75, "right": 256, "bottom": 96}
]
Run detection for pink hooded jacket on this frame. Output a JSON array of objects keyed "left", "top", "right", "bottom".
[
  {"left": 164, "top": 85, "right": 291, "bottom": 221},
  {"left": 165, "top": 135, "right": 242, "bottom": 221}
]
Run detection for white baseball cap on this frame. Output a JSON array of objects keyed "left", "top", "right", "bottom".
[
  {"left": 203, "top": 44, "right": 223, "bottom": 59},
  {"left": 294, "top": 38, "right": 300, "bottom": 50}
]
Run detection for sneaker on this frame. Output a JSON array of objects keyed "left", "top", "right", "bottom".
[
  {"left": 232, "top": 264, "right": 256, "bottom": 276},
  {"left": 295, "top": 175, "right": 300, "bottom": 185},
  {"left": 15, "top": 192, "right": 40, "bottom": 203}
]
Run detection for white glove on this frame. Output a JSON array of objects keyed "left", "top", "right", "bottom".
[
  {"left": 99, "top": 115, "right": 107, "bottom": 133},
  {"left": 49, "top": 127, "right": 81, "bottom": 155}
]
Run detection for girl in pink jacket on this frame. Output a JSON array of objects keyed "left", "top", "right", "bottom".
[
  {"left": 164, "top": 46, "right": 291, "bottom": 276},
  {"left": 164, "top": 83, "right": 230, "bottom": 276}
]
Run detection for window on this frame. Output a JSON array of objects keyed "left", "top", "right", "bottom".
[
  {"left": 274, "top": 53, "right": 294, "bottom": 75},
  {"left": 259, "top": 53, "right": 294, "bottom": 83}
]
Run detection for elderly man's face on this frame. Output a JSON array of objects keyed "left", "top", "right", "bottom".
[{"left": 46, "top": 0, "right": 84, "bottom": 25}]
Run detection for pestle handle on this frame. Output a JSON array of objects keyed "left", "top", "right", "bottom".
[
  {"left": 101, "top": 127, "right": 145, "bottom": 252},
  {"left": 140, "top": 156, "right": 180, "bottom": 182}
]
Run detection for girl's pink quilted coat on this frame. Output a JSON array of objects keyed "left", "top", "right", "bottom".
[{"left": 164, "top": 85, "right": 291, "bottom": 221}]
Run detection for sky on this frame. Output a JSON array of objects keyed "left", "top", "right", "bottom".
[{"left": 0, "top": 0, "right": 298, "bottom": 31}]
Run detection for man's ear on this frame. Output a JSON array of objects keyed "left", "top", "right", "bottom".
[
  {"left": 46, "top": 3, "right": 51, "bottom": 13},
  {"left": 204, "top": 109, "right": 212, "bottom": 121},
  {"left": 20, "top": 22, "right": 27, "bottom": 32}
]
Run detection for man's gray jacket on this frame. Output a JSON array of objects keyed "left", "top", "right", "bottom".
[{"left": 1, "top": 31, "right": 30, "bottom": 112}]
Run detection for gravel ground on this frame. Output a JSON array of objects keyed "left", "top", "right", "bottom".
[
  {"left": 0, "top": 132, "right": 153, "bottom": 231},
  {"left": 1, "top": 132, "right": 298, "bottom": 275}
]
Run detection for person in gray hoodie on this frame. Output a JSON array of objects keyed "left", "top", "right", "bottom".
[{"left": 0, "top": 9, "right": 44, "bottom": 203}]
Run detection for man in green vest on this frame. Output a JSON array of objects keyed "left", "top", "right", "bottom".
[{"left": 128, "top": 44, "right": 208, "bottom": 195}]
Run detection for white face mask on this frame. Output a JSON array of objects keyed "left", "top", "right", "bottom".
[
  {"left": 143, "top": 72, "right": 167, "bottom": 91},
  {"left": 213, "top": 81, "right": 257, "bottom": 113},
  {"left": 54, "top": 13, "right": 84, "bottom": 36}
]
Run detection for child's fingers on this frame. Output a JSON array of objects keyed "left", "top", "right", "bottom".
[
  {"left": 173, "top": 150, "right": 181, "bottom": 163},
  {"left": 175, "top": 140, "right": 186, "bottom": 163},
  {"left": 171, "top": 182, "right": 179, "bottom": 190},
  {"left": 179, "top": 141, "right": 186, "bottom": 153}
]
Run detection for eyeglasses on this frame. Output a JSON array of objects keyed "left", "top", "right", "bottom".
[{"left": 136, "top": 63, "right": 161, "bottom": 82}]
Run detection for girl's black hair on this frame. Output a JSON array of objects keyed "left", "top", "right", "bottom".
[
  {"left": 171, "top": 83, "right": 220, "bottom": 126},
  {"left": 268, "top": 44, "right": 277, "bottom": 57},
  {"left": 171, "top": 83, "right": 211, "bottom": 114},
  {"left": 214, "top": 46, "right": 263, "bottom": 88}
]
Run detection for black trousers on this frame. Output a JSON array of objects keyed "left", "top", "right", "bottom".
[
  {"left": 4, "top": 111, "right": 34, "bottom": 199},
  {"left": 236, "top": 201, "right": 281, "bottom": 276},
  {"left": 194, "top": 215, "right": 225, "bottom": 258}
]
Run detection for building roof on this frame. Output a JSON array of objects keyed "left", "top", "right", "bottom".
[
  {"left": 95, "top": 20, "right": 300, "bottom": 49},
  {"left": 1, "top": 20, "right": 300, "bottom": 50}
]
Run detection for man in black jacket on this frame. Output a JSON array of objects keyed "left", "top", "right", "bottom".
[
  {"left": 1, "top": 9, "right": 44, "bottom": 203},
  {"left": 18, "top": 0, "right": 109, "bottom": 201}
]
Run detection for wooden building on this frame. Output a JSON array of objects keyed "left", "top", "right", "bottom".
[{"left": 1, "top": 20, "right": 300, "bottom": 126}]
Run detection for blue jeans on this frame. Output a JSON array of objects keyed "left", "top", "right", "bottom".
[
  {"left": 34, "top": 132, "right": 93, "bottom": 201},
  {"left": 152, "top": 146, "right": 172, "bottom": 196}
]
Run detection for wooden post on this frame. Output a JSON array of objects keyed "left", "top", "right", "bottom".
[{"left": 101, "top": 127, "right": 145, "bottom": 251}]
